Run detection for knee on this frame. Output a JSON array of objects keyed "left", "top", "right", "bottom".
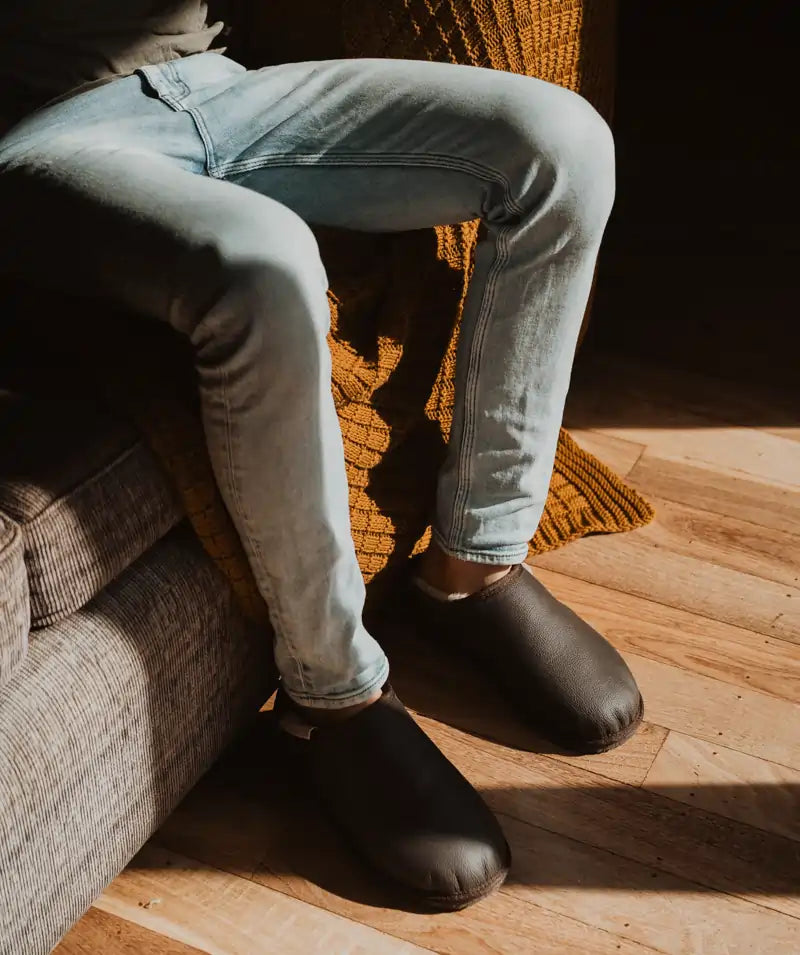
[
  {"left": 497, "top": 77, "right": 616, "bottom": 233},
  {"left": 178, "top": 200, "right": 330, "bottom": 359}
]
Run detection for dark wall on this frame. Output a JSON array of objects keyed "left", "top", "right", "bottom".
[{"left": 589, "top": 2, "right": 798, "bottom": 386}]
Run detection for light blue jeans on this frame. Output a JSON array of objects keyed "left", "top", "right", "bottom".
[{"left": 0, "top": 52, "right": 615, "bottom": 708}]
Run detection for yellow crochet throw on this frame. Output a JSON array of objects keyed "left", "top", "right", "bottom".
[{"left": 130, "top": 0, "right": 654, "bottom": 624}]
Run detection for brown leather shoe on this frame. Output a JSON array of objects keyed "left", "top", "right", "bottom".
[
  {"left": 275, "top": 685, "right": 510, "bottom": 911},
  {"left": 409, "top": 563, "right": 644, "bottom": 754}
]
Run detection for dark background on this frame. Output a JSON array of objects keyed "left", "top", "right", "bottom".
[{"left": 587, "top": 2, "right": 798, "bottom": 390}]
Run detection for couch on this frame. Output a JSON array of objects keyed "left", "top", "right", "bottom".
[{"left": 0, "top": 383, "right": 278, "bottom": 954}]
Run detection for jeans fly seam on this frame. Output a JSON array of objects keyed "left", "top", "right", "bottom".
[{"left": 185, "top": 106, "right": 219, "bottom": 175}]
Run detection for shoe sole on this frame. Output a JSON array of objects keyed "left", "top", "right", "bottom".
[
  {"left": 554, "top": 693, "right": 645, "bottom": 756},
  {"left": 410, "top": 859, "right": 511, "bottom": 912}
]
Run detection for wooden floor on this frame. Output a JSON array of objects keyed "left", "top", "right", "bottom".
[{"left": 55, "top": 353, "right": 800, "bottom": 955}]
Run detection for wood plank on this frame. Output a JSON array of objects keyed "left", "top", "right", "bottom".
[
  {"left": 258, "top": 863, "right": 659, "bottom": 955},
  {"left": 643, "top": 731, "right": 800, "bottom": 842},
  {"left": 54, "top": 907, "right": 206, "bottom": 955},
  {"left": 548, "top": 720, "right": 669, "bottom": 789},
  {"left": 165, "top": 712, "right": 800, "bottom": 918},
  {"left": 153, "top": 760, "right": 272, "bottom": 881},
  {"left": 627, "top": 653, "right": 800, "bottom": 770},
  {"left": 639, "top": 496, "right": 800, "bottom": 589},
  {"left": 534, "top": 567, "right": 800, "bottom": 704},
  {"left": 498, "top": 814, "right": 800, "bottom": 955},
  {"left": 619, "top": 426, "right": 800, "bottom": 487},
  {"left": 96, "top": 844, "right": 430, "bottom": 955},
  {"left": 532, "top": 531, "right": 800, "bottom": 642},
  {"left": 416, "top": 716, "right": 800, "bottom": 919},
  {"left": 767, "top": 427, "right": 800, "bottom": 443},
  {"left": 568, "top": 428, "right": 645, "bottom": 478},
  {"left": 627, "top": 453, "right": 800, "bottom": 536},
  {"left": 565, "top": 356, "right": 800, "bottom": 487}
]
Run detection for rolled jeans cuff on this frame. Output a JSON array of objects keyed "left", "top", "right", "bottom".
[
  {"left": 431, "top": 528, "right": 530, "bottom": 566},
  {"left": 281, "top": 654, "right": 391, "bottom": 710}
]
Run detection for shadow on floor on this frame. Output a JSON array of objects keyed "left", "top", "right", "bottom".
[{"left": 144, "top": 697, "right": 800, "bottom": 912}]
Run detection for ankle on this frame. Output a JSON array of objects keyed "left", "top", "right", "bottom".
[{"left": 417, "top": 542, "right": 513, "bottom": 597}]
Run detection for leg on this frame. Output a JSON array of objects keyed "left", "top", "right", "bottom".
[
  {"left": 139, "top": 54, "right": 613, "bottom": 564},
  {"left": 138, "top": 53, "right": 640, "bottom": 750},
  {"left": 0, "top": 89, "right": 388, "bottom": 710},
  {"left": 0, "top": 85, "right": 510, "bottom": 908}
]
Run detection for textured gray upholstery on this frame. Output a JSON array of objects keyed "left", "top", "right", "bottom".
[
  {"left": 0, "top": 392, "right": 183, "bottom": 629},
  {"left": 0, "top": 513, "right": 28, "bottom": 688},
  {"left": 0, "top": 524, "right": 277, "bottom": 955}
]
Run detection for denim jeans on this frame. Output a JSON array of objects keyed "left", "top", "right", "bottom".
[{"left": 0, "top": 52, "right": 615, "bottom": 708}]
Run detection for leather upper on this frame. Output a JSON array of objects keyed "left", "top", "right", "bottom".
[{"left": 411, "top": 564, "right": 643, "bottom": 753}]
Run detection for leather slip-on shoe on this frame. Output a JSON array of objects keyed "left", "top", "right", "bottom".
[
  {"left": 408, "top": 564, "right": 644, "bottom": 754},
  {"left": 275, "top": 685, "right": 510, "bottom": 911}
]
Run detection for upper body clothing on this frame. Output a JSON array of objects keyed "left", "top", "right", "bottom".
[{"left": 0, "top": 2, "right": 230, "bottom": 133}]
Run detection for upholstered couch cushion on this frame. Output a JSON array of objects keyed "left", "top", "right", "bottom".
[
  {"left": 0, "top": 523, "right": 277, "bottom": 952},
  {"left": 0, "top": 513, "right": 29, "bottom": 689},
  {"left": 0, "top": 391, "right": 183, "bottom": 629}
]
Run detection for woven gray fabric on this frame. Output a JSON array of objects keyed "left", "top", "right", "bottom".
[
  {"left": 0, "top": 524, "right": 277, "bottom": 955},
  {"left": 0, "top": 392, "right": 183, "bottom": 627},
  {"left": 0, "top": 514, "right": 29, "bottom": 689}
]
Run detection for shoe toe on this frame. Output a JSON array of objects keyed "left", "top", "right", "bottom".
[
  {"left": 382, "top": 819, "right": 510, "bottom": 909},
  {"left": 559, "top": 657, "right": 644, "bottom": 752}
]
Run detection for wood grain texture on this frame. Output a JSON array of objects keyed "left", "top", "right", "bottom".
[
  {"left": 253, "top": 808, "right": 800, "bottom": 955},
  {"left": 627, "top": 654, "right": 800, "bottom": 770},
  {"left": 533, "top": 531, "right": 800, "bottom": 642},
  {"left": 610, "top": 426, "right": 800, "bottom": 488},
  {"left": 258, "top": 863, "right": 661, "bottom": 955},
  {"left": 534, "top": 567, "right": 800, "bottom": 703},
  {"left": 498, "top": 815, "right": 800, "bottom": 955},
  {"left": 243, "top": 716, "right": 800, "bottom": 955},
  {"left": 54, "top": 907, "right": 206, "bottom": 955},
  {"left": 544, "top": 720, "right": 668, "bottom": 788},
  {"left": 96, "top": 844, "right": 431, "bottom": 955},
  {"left": 643, "top": 731, "right": 800, "bottom": 842},
  {"left": 627, "top": 453, "right": 800, "bottom": 536},
  {"left": 564, "top": 358, "right": 800, "bottom": 496},
  {"left": 157, "top": 754, "right": 658, "bottom": 955},
  {"left": 639, "top": 496, "right": 800, "bottom": 589}
]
